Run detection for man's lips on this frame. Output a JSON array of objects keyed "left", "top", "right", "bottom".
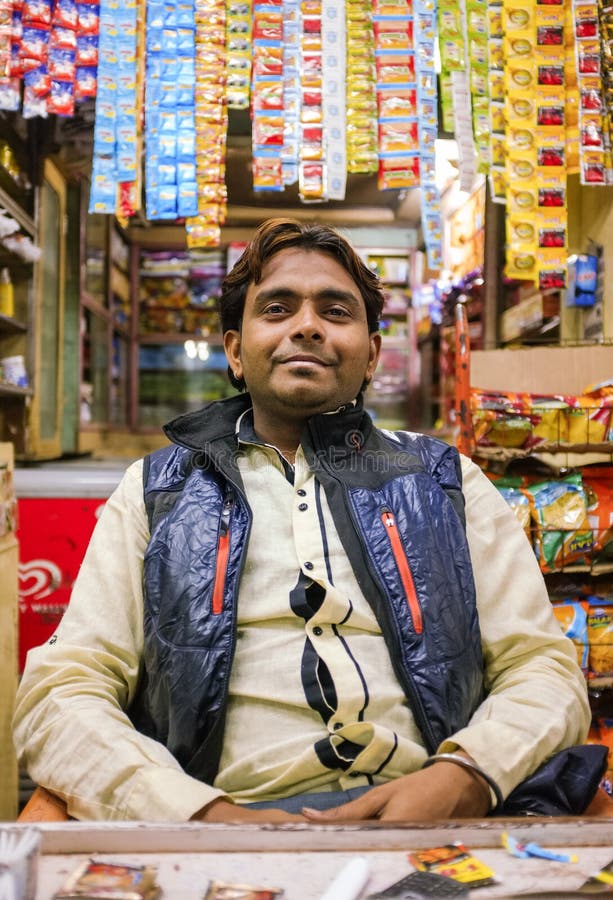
[{"left": 276, "top": 354, "right": 333, "bottom": 366}]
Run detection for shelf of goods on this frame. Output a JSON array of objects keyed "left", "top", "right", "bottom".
[
  {"left": 137, "top": 248, "right": 233, "bottom": 429},
  {"left": 360, "top": 250, "right": 412, "bottom": 432},
  {"left": 0, "top": 170, "right": 36, "bottom": 451},
  {"left": 455, "top": 307, "right": 613, "bottom": 797}
]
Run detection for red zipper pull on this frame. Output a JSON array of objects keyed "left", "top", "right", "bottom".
[
  {"left": 212, "top": 497, "right": 233, "bottom": 615},
  {"left": 381, "top": 507, "right": 423, "bottom": 634}
]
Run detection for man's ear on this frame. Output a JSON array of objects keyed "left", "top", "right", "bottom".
[
  {"left": 365, "top": 332, "right": 382, "bottom": 383},
  {"left": 223, "top": 329, "right": 242, "bottom": 382}
]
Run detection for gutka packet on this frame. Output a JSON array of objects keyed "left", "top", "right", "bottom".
[
  {"left": 53, "top": 860, "right": 159, "bottom": 899},
  {"left": 407, "top": 842, "right": 496, "bottom": 888}
]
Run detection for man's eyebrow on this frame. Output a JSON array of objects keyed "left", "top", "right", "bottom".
[{"left": 253, "top": 287, "right": 362, "bottom": 306}]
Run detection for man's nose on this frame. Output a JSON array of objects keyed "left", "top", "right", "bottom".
[{"left": 290, "top": 303, "right": 322, "bottom": 340}]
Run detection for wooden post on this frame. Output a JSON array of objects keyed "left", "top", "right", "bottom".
[
  {"left": 454, "top": 303, "right": 474, "bottom": 458},
  {"left": 0, "top": 441, "right": 19, "bottom": 820}
]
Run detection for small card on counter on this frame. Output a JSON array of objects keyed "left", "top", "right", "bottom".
[
  {"left": 53, "top": 860, "right": 160, "bottom": 899},
  {"left": 203, "top": 881, "right": 283, "bottom": 899},
  {"left": 407, "top": 843, "right": 496, "bottom": 889}
]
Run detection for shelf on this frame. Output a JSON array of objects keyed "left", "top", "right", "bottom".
[
  {"left": 0, "top": 182, "right": 35, "bottom": 235},
  {"left": 139, "top": 332, "right": 223, "bottom": 344},
  {"left": 0, "top": 383, "right": 32, "bottom": 398},
  {"left": 380, "top": 336, "right": 409, "bottom": 349},
  {"left": 139, "top": 269, "right": 191, "bottom": 278},
  {"left": 140, "top": 303, "right": 220, "bottom": 312},
  {"left": 473, "top": 442, "right": 613, "bottom": 461},
  {"left": 589, "top": 676, "right": 613, "bottom": 691},
  {"left": 0, "top": 313, "right": 26, "bottom": 334}
]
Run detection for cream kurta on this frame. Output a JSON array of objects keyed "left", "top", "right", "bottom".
[{"left": 13, "top": 435, "right": 590, "bottom": 821}]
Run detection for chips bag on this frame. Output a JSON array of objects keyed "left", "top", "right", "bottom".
[
  {"left": 528, "top": 474, "right": 592, "bottom": 572},
  {"left": 587, "top": 596, "right": 613, "bottom": 677}
]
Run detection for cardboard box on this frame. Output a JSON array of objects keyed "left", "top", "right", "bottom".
[{"left": 470, "top": 345, "right": 612, "bottom": 395}]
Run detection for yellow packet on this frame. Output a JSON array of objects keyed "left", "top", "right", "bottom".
[{"left": 408, "top": 843, "right": 496, "bottom": 888}]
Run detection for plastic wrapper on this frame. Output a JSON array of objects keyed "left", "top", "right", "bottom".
[
  {"left": 528, "top": 474, "right": 593, "bottom": 573},
  {"left": 587, "top": 597, "right": 613, "bottom": 677},
  {"left": 552, "top": 597, "right": 590, "bottom": 673},
  {"left": 583, "top": 467, "right": 613, "bottom": 574},
  {"left": 471, "top": 387, "right": 613, "bottom": 452}
]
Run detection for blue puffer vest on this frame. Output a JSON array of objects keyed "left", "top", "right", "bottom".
[{"left": 129, "top": 393, "right": 484, "bottom": 784}]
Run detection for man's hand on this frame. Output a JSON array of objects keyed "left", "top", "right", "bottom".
[
  {"left": 301, "top": 761, "right": 491, "bottom": 823},
  {"left": 191, "top": 798, "right": 305, "bottom": 823}
]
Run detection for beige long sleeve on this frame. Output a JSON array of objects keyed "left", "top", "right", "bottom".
[{"left": 12, "top": 460, "right": 225, "bottom": 821}]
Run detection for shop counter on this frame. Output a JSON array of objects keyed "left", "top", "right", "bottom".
[{"left": 3, "top": 819, "right": 613, "bottom": 899}]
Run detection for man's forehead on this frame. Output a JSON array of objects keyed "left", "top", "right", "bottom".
[{"left": 251, "top": 246, "right": 362, "bottom": 291}]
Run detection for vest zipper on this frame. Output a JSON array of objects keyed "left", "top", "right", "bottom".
[
  {"left": 212, "top": 493, "right": 233, "bottom": 615},
  {"left": 381, "top": 506, "right": 423, "bottom": 634}
]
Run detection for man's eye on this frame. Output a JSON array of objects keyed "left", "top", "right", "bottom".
[
  {"left": 327, "top": 306, "right": 350, "bottom": 317},
  {"left": 264, "top": 303, "right": 287, "bottom": 314}
]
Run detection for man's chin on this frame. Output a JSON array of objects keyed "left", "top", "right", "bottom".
[{"left": 279, "top": 387, "right": 355, "bottom": 415}]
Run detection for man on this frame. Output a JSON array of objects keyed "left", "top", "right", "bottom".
[{"left": 13, "top": 218, "right": 590, "bottom": 823}]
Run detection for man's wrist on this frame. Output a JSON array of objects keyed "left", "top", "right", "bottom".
[
  {"left": 190, "top": 796, "right": 235, "bottom": 821},
  {"left": 421, "top": 752, "right": 502, "bottom": 812}
]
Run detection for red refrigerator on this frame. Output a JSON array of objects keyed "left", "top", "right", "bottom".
[{"left": 14, "top": 462, "right": 126, "bottom": 672}]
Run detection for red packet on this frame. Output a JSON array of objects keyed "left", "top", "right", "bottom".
[{"left": 53, "top": 859, "right": 159, "bottom": 899}]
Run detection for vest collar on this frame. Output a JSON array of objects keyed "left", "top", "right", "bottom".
[{"left": 163, "top": 392, "right": 373, "bottom": 460}]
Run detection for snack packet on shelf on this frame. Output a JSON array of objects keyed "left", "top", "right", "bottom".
[
  {"left": 491, "top": 475, "right": 533, "bottom": 541},
  {"left": 551, "top": 597, "right": 590, "bottom": 674},
  {"left": 587, "top": 596, "right": 613, "bottom": 678},
  {"left": 527, "top": 474, "right": 593, "bottom": 573},
  {"left": 583, "top": 467, "right": 613, "bottom": 574}
]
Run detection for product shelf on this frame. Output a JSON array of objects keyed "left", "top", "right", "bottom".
[
  {"left": 0, "top": 383, "right": 32, "bottom": 397},
  {"left": 0, "top": 313, "right": 26, "bottom": 334},
  {"left": 454, "top": 303, "right": 613, "bottom": 728}
]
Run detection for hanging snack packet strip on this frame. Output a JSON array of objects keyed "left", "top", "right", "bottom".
[
  {"left": 374, "top": 2, "right": 419, "bottom": 192},
  {"left": 503, "top": 0, "right": 538, "bottom": 283},
  {"left": 186, "top": 0, "right": 227, "bottom": 247},
  {"left": 415, "top": 0, "right": 442, "bottom": 271},
  {"left": 89, "top": 0, "right": 121, "bottom": 213},
  {"left": 346, "top": 0, "right": 377, "bottom": 175},
  {"left": 226, "top": 0, "right": 252, "bottom": 110},
  {"left": 280, "top": 0, "right": 299, "bottom": 186},
  {"left": 572, "top": 0, "right": 608, "bottom": 185},
  {"left": 466, "top": 0, "right": 490, "bottom": 177},
  {"left": 486, "top": 0, "right": 506, "bottom": 204},
  {"left": 252, "top": 0, "right": 285, "bottom": 195},
  {"left": 535, "top": 0, "right": 568, "bottom": 291},
  {"left": 321, "top": 0, "right": 346, "bottom": 201},
  {"left": 298, "top": 0, "right": 325, "bottom": 200}
]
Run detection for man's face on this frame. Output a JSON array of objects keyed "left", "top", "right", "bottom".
[{"left": 224, "top": 247, "right": 381, "bottom": 429}]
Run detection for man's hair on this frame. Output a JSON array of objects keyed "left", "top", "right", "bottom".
[{"left": 220, "top": 217, "right": 385, "bottom": 337}]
